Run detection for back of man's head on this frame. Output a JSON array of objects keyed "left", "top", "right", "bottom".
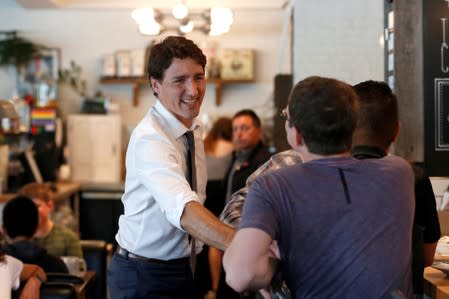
[
  {"left": 352, "top": 80, "right": 398, "bottom": 150},
  {"left": 288, "top": 76, "right": 359, "bottom": 155},
  {"left": 3, "top": 196, "right": 38, "bottom": 239}
]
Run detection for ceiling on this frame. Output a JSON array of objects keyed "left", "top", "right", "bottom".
[{"left": 15, "top": 0, "right": 289, "bottom": 10}]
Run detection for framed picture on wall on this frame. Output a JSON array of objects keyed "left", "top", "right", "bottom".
[
  {"left": 18, "top": 48, "right": 60, "bottom": 106},
  {"left": 23, "top": 48, "right": 59, "bottom": 83},
  {"left": 220, "top": 49, "right": 254, "bottom": 80}
]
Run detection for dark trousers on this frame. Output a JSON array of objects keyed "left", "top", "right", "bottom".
[{"left": 108, "top": 252, "right": 198, "bottom": 299}]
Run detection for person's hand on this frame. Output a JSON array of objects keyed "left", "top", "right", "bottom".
[
  {"left": 20, "top": 264, "right": 46, "bottom": 282},
  {"left": 19, "top": 276, "right": 41, "bottom": 299},
  {"left": 31, "top": 266, "right": 46, "bottom": 283}
]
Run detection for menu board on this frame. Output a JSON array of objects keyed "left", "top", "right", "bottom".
[{"left": 423, "top": 0, "right": 449, "bottom": 175}]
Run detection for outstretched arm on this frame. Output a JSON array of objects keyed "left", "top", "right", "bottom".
[
  {"left": 223, "top": 227, "right": 279, "bottom": 293},
  {"left": 181, "top": 201, "right": 235, "bottom": 251}
]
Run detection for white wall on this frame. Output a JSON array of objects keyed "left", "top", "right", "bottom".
[
  {"left": 293, "top": 0, "right": 384, "bottom": 84},
  {"left": 292, "top": 0, "right": 449, "bottom": 192},
  {"left": 0, "top": 0, "right": 290, "bottom": 134},
  {"left": 0, "top": 0, "right": 386, "bottom": 129}
]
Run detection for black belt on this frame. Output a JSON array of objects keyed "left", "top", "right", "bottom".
[{"left": 116, "top": 246, "right": 190, "bottom": 265}]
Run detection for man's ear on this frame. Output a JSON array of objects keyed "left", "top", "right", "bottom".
[{"left": 150, "top": 78, "right": 161, "bottom": 96}]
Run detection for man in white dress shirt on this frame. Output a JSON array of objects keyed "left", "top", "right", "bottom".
[{"left": 107, "top": 36, "right": 234, "bottom": 299}]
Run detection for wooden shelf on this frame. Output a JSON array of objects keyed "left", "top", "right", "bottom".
[
  {"left": 100, "top": 77, "right": 254, "bottom": 106},
  {"left": 100, "top": 77, "right": 148, "bottom": 107}
]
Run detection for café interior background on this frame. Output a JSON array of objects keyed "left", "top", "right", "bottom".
[{"left": 0, "top": 0, "right": 447, "bottom": 198}]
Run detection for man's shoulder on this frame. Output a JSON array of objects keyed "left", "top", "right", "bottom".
[
  {"left": 377, "top": 154, "right": 414, "bottom": 172},
  {"left": 51, "top": 224, "right": 79, "bottom": 240},
  {"left": 245, "top": 150, "right": 302, "bottom": 185},
  {"left": 133, "top": 110, "right": 164, "bottom": 134},
  {"left": 129, "top": 116, "right": 177, "bottom": 149}
]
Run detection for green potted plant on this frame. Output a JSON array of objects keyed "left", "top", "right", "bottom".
[{"left": 0, "top": 31, "right": 41, "bottom": 68}]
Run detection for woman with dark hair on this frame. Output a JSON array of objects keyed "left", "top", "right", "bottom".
[
  {"left": 203, "top": 116, "right": 234, "bottom": 216},
  {"left": 197, "top": 117, "right": 234, "bottom": 298}
]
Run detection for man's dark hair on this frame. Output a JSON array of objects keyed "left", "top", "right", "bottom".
[
  {"left": 148, "top": 36, "right": 207, "bottom": 97},
  {"left": 288, "top": 76, "right": 359, "bottom": 155},
  {"left": 3, "top": 196, "right": 38, "bottom": 239},
  {"left": 232, "top": 109, "right": 262, "bottom": 128},
  {"left": 352, "top": 80, "right": 398, "bottom": 149}
]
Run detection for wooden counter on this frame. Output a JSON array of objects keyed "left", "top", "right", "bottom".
[{"left": 425, "top": 267, "right": 449, "bottom": 299}]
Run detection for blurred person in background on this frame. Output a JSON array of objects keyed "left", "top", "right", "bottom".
[
  {"left": 203, "top": 116, "right": 234, "bottom": 216},
  {"left": 19, "top": 183, "right": 83, "bottom": 258},
  {"left": 224, "top": 109, "right": 271, "bottom": 203},
  {"left": 0, "top": 246, "right": 46, "bottom": 299},
  {"left": 2, "top": 196, "right": 68, "bottom": 274},
  {"left": 197, "top": 116, "right": 234, "bottom": 298},
  {"left": 207, "top": 109, "right": 271, "bottom": 299}
]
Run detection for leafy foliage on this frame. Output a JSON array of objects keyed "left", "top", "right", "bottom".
[{"left": 0, "top": 31, "right": 41, "bottom": 67}]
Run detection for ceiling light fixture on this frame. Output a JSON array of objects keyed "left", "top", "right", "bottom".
[{"left": 131, "top": 2, "right": 233, "bottom": 36}]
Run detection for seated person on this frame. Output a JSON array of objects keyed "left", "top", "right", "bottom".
[
  {"left": 19, "top": 183, "right": 83, "bottom": 258},
  {"left": 1, "top": 250, "right": 47, "bottom": 299},
  {"left": 2, "top": 195, "right": 69, "bottom": 273}
]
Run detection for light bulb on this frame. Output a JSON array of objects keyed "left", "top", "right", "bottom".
[
  {"left": 172, "top": 3, "right": 188, "bottom": 20},
  {"left": 210, "top": 8, "right": 233, "bottom": 26},
  {"left": 132, "top": 7, "right": 154, "bottom": 24},
  {"left": 139, "top": 21, "right": 161, "bottom": 35}
]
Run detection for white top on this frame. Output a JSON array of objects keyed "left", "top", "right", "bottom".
[
  {"left": 0, "top": 255, "right": 23, "bottom": 299},
  {"left": 206, "top": 154, "right": 232, "bottom": 181},
  {"left": 206, "top": 139, "right": 233, "bottom": 181},
  {"left": 116, "top": 100, "right": 206, "bottom": 260},
  {"left": 212, "top": 140, "right": 234, "bottom": 158}
]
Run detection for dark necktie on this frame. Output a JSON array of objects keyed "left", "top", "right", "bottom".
[
  {"left": 185, "top": 131, "right": 197, "bottom": 275},
  {"left": 185, "top": 131, "right": 197, "bottom": 192}
]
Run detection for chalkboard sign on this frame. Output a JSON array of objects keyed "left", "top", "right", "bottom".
[{"left": 423, "top": 0, "right": 449, "bottom": 175}]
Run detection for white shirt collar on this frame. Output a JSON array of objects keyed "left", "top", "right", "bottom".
[{"left": 154, "top": 100, "right": 200, "bottom": 139}]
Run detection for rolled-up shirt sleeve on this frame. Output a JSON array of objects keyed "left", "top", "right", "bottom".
[{"left": 133, "top": 128, "right": 202, "bottom": 230}]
